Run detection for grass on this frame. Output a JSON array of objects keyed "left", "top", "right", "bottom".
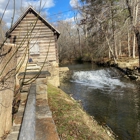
[{"left": 47, "top": 83, "right": 115, "bottom": 140}]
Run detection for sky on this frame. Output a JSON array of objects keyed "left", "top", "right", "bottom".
[{"left": 0, "top": 0, "right": 80, "bottom": 27}]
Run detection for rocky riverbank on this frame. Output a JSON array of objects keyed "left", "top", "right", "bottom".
[{"left": 95, "top": 57, "right": 140, "bottom": 81}]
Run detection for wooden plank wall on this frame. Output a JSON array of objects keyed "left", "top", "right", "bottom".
[{"left": 10, "top": 12, "right": 57, "bottom": 65}]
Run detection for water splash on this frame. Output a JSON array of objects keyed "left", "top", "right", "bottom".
[{"left": 71, "top": 69, "right": 134, "bottom": 91}]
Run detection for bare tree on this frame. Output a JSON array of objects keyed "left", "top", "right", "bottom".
[
  {"left": 57, "top": 20, "right": 84, "bottom": 63},
  {"left": 125, "top": 0, "right": 140, "bottom": 69}
]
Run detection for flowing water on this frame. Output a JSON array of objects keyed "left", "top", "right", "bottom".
[{"left": 60, "top": 63, "right": 140, "bottom": 140}]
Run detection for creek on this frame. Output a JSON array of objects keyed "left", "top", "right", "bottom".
[{"left": 60, "top": 63, "right": 140, "bottom": 140}]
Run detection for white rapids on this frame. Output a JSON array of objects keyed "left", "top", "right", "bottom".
[{"left": 71, "top": 69, "right": 134, "bottom": 91}]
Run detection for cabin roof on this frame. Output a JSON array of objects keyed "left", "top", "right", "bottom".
[{"left": 6, "top": 6, "right": 60, "bottom": 38}]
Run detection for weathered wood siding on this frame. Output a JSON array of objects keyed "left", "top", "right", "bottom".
[{"left": 10, "top": 12, "right": 58, "bottom": 65}]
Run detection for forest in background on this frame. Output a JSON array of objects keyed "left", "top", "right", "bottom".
[{"left": 56, "top": 0, "right": 140, "bottom": 66}]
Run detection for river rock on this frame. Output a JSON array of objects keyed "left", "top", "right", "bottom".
[{"left": 128, "top": 75, "right": 138, "bottom": 80}]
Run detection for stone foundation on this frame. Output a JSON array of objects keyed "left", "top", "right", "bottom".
[
  {"left": 0, "top": 43, "right": 16, "bottom": 139},
  {"left": 47, "top": 63, "right": 60, "bottom": 87}
]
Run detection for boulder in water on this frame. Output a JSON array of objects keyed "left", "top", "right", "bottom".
[{"left": 128, "top": 75, "right": 138, "bottom": 80}]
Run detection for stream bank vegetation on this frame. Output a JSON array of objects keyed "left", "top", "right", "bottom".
[{"left": 48, "top": 83, "right": 116, "bottom": 140}]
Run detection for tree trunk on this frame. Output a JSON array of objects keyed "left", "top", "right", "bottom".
[
  {"left": 76, "top": 28, "right": 82, "bottom": 57},
  {"left": 109, "top": 50, "right": 111, "bottom": 59},
  {"left": 110, "top": 1, "right": 117, "bottom": 60},
  {"left": 132, "top": 0, "right": 138, "bottom": 58},
  {"left": 105, "top": 32, "right": 117, "bottom": 64},
  {"left": 114, "top": 34, "right": 118, "bottom": 59},
  {"left": 119, "top": 40, "right": 122, "bottom": 56},
  {"left": 135, "top": 31, "right": 140, "bottom": 69},
  {"left": 102, "top": 26, "right": 117, "bottom": 64},
  {"left": 128, "top": 30, "right": 131, "bottom": 57},
  {"left": 133, "top": 34, "right": 136, "bottom": 58}
]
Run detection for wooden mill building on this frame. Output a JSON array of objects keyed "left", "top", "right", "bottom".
[{"left": 6, "top": 6, "right": 60, "bottom": 69}]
